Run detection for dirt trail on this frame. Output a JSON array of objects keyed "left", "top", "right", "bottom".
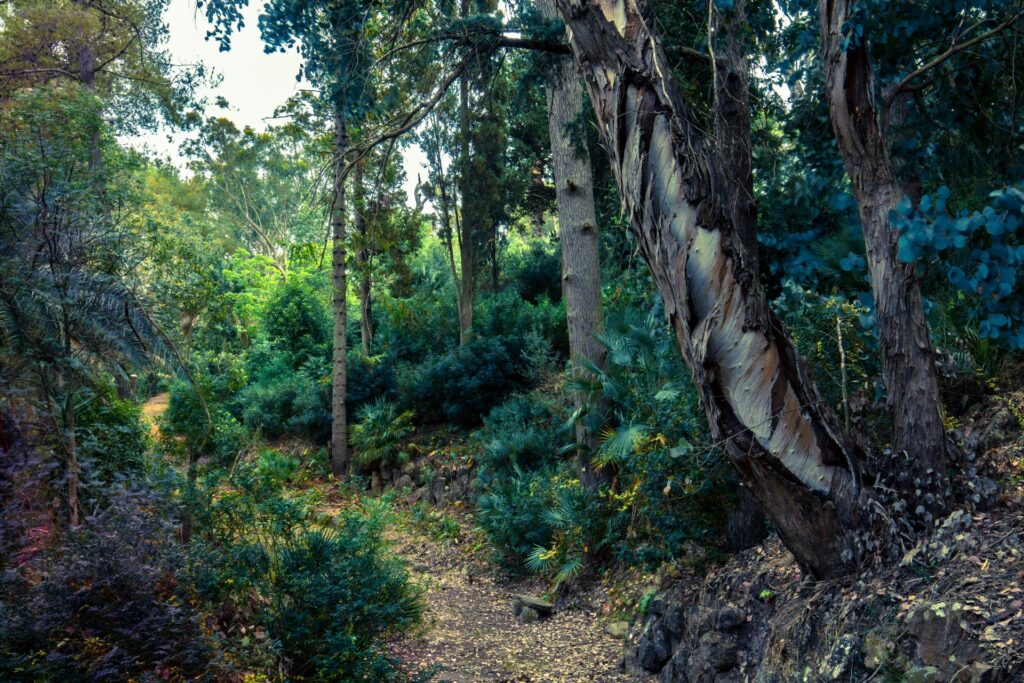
[
  {"left": 389, "top": 523, "right": 644, "bottom": 683},
  {"left": 141, "top": 392, "right": 169, "bottom": 436}
]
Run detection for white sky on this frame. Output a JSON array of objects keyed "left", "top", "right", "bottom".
[{"left": 123, "top": 0, "right": 425, "bottom": 202}]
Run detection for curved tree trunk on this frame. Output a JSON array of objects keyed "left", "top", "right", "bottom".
[
  {"left": 537, "top": 0, "right": 608, "bottom": 490},
  {"left": 554, "top": 0, "right": 863, "bottom": 578},
  {"left": 331, "top": 112, "right": 349, "bottom": 480},
  {"left": 820, "top": 0, "right": 947, "bottom": 517}
]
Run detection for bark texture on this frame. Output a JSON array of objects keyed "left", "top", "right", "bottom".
[
  {"left": 538, "top": 0, "right": 608, "bottom": 489},
  {"left": 330, "top": 113, "right": 349, "bottom": 480},
  {"left": 820, "top": 0, "right": 947, "bottom": 515},
  {"left": 553, "top": 0, "right": 862, "bottom": 578}
]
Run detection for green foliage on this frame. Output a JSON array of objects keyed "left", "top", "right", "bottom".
[
  {"left": 350, "top": 399, "right": 415, "bottom": 470},
  {"left": 263, "top": 279, "right": 331, "bottom": 368},
  {"left": 474, "top": 394, "right": 562, "bottom": 474},
  {"left": 895, "top": 185, "right": 1024, "bottom": 348},
  {"left": 402, "top": 336, "right": 530, "bottom": 426},
  {"left": 190, "top": 465, "right": 423, "bottom": 681},
  {"left": 476, "top": 466, "right": 557, "bottom": 569},
  {"left": 240, "top": 341, "right": 330, "bottom": 442},
  {"left": 76, "top": 388, "right": 151, "bottom": 486},
  {"left": 162, "top": 378, "right": 247, "bottom": 466}
]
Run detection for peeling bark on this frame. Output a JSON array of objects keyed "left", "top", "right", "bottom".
[
  {"left": 538, "top": 0, "right": 608, "bottom": 489},
  {"left": 819, "top": 0, "right": 947, "bottom": 516},
  {"left": 554, "top": 0, "right": 863, "bottom": 578}
]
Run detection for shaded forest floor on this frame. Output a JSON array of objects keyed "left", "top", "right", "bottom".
[
  {"left": 384, "top": 516, "right": 642, "bottom": 683},
  {"left": 141, "top": 394, "right": 642, "bottom": 683}
]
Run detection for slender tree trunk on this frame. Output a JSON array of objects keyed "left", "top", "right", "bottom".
[
  {"left": 353, "top": 164, "right": 374, "bottom": 355},
  {"left": 554, "top": 0, "right": 863, "bottom": 578},
  {"left": 820, "top": 0, "right": 947, "bottom": 517},
  {"left": 330, "top": 112, "right": 349, "bottom": 480},
  {"left": 457, "top": 0, "right": 475, "bottom": 345},
  {"left": 538, "top": 0, "right": 607, "bottom": 489}
]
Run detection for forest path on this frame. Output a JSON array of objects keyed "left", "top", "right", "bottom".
[
  {"left": 141, "top": 392, "right": 169, "bottom": 437},
  {"left": 135, "top": 388, "right": 639, "bottom": 683},
  {"left": 384, "top": 517, "right": 643, "bottom": 683}
]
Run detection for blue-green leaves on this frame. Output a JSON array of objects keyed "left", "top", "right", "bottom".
[{"left": 894, "top": 185, "right": 1024, "bottom": 348}]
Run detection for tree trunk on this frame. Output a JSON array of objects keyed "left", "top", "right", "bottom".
[
  {"left": 456, "top": 0, "right": 476, "bottom": 345},
  {"left": 538, "top": 0, "right": 607, "bottom": 490},
  {"left": 819, "top": 0, "right": 947, "bottom": 517},
  {"left": 330, "top": 112, "right": 349, "bottom": 480},
  {"left": 554, "top": 0, "right": 863, "bottom": 578}
]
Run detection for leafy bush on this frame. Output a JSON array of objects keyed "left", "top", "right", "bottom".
[
  {"left": 475, "top": 394, "right": 562, "bottom": 475},
  {"left": 162, "top": 378, "right": 248, "bottom": 466},
  {"left": 476, "top": 466, "right": 557, "bottom": 569},
  {"left": 239, "top": 345, "right": 330, "bottom": 443},
  {"left": 475, "top": 289, "right": 569, "bottom": 357},
  {"left": 76, "top": 388, "right": 150, "bottom": 485},
  {"left": 402, "top": 336, "right": 529, "bottom": 426},
  {"left": 190, "top": 467, "right": 422, "bottom": 681},
  {"left": 350, "top": 399, "right": 414, "bottom": 471},
  {"left": 894, "top": 184, "right": 1024, "bottom": 348},
  {"left": 507, "top": 242, "right": 562, "bottom": 303},
  {"left": 346, "top": 350, "right": 398, "bottom": 412},
  {"left": 263, "top": 279, "right": 330, "bottom": 368},
  {"left": 1, "top": 486, "right": 218, "bottom": 681}
]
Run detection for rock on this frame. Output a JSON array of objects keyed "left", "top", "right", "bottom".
[
  {"left": 605, "top": 621, "right": 630, "bottom": 639},
  {"left": 431, "top": 478, "right": 449, "bottom": 506},
  {"left": 657, "top": 649, "right": 688, "bottom": 683},
  {"left": 394, "top": 474, "right": 415, "bottom": 492},
  {"left": 911, "top": 602, "right": 978, "bottom": 670},
  {"left": 647, "top": 594, "right": 670, "bottom": 616},
  {"left": 957, "top": 661, "right": 999, "bottom": 683},
  {"left": 409, "top": 486, "right": 429, "bottom": 504},
  {"left": 662, "top": 606, "right": 686, "bottom": 638},
  {"left": 515, "top": 594, "right": 554, "bottom": 616},
  {"left": 637, "top": 625, "right": 673, "bottom": 672},
  {"left": 518, "top": 606, "right": 539, "bottom": 624},
  {"left": 904, "top": 666, "right": 942, "bottom": 683},
  {"left": 370, "top": 470, "right": 382, "bottom": 494},
  {"left": 696, "top": 632, "right": 738, "bottom": 673},
  {"left": 862, "top": 631, "right": 894, "bottom": 670},
  {"left": 512, "top": 598, "right": 523, "bottom": 617},
  {"left": 818, "top": 633, "right": 858, "bottom": 680},
  {"left": 715, "top": 607, "right": 745, "bottom": 632},
  {"left": 401, "top": 460, "right": 416, "bottom": 476}
]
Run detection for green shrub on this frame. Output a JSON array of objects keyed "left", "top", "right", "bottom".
[
  {"left": 346, "top": 350, "right": 398, "bottom": 412},
  {"left": 263, "top": 279, "right": 330, "bottom": 368},
  {"left": 76, "top": 388, "right": 150, "bottom": 485},
  {"left": 350, "top": 399, "right": 414, "bottom": 471},
  {"left": 402, "top": 336, "right": 529, "bottom": 426},
  {"left": 162, "top": 378, "right": 247, "bottom": 466},
  {"left": 190, "top": 467, "right": 422, "bottom": 681},
  {"left": 475, "top": 394, "right": 562, "bottom": 475},
  {"left": 476, "top": 466, "right": 556, "bottom": 569}
]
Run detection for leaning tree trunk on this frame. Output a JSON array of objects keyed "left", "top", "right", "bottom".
[
  {"left": 820, "top": 0, "right": 947, "bottom": 518},
  {"left": 554, "top": 0, "right": 863, "bottom": 578},
  {"left": 330, "top": 112, "right": 349, "bottom": 480},
  {"left": 537, "top": 0, "right": 608, "bottom": 490}
]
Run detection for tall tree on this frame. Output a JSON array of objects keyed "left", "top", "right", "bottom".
[
  {"left": 535, "top": 0, "right": 607, "bottom": 488},
  {"left": 818, "top": 0, "right": 949, "bottom": 516},
  {"left": 552, "top": 0, "right": 862, "bottom": 578}
]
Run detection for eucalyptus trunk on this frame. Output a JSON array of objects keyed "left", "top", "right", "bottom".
[
  {"left": 537, "top": 0, "right": 607, "bottom": 489},
  {"left": 330, "top": 112, "right": 349, "bottom": 480},
  {"left": 820, "top": 0, "right": 947, "bottom": 517},
  {"left": 553, "top": 0, "right": 863, "bottom": 578}
]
